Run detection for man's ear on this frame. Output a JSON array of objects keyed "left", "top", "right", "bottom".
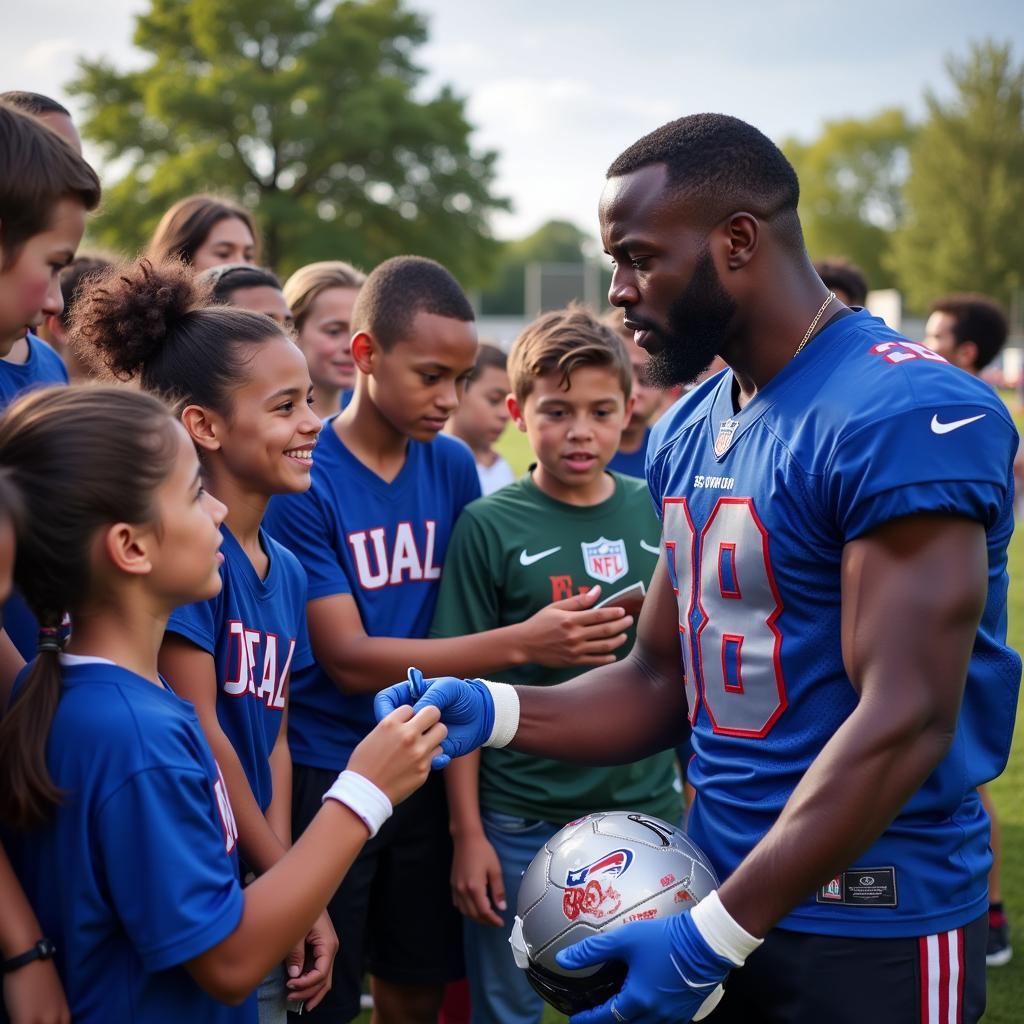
[
  {"left": 351, "top": 331, "right": 376, "bottom": 374},
  {"left": 101, "top": 521, "right": 153, "bottom": 578},
  {"left": 180, "top": 404, "right": 222, "bottom": 454},
  {"left": 507, "top": 394, "right": 528, "bottom": 433}
]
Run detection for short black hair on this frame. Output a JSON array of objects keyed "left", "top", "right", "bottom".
[
  {"left": 469, "top": 342, "right": 507, "bottom": 386},
  {"left": 607, "top": 113, "right": 803, "bottom": 250},
  {"left": 198, "top": 263, "right": 283, "bottom": 305},
  {"left": 352, "top": 256, "right": 474, "bottom": 350},
  {"left": 930, "top": 293, "right": 1009, "bottom": 372},
  {"left": 0, "top": 91, "right": 71, "bottom": 118},
  {"left": 814, "top": 259, "right": 868, "bottom": 306}
]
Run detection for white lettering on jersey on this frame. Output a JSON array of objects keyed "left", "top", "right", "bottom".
[
  {"left": 213, "top": 763, "right": 239, "bottom": 854},
  {"left": 693, "top": 475, "right": 735, "bottom": 490},
  {"left": 223, "top": 620, "right": 293, "bottom": 709},
  {"left": 348, "top": 521, "right": 442, "bottom": 588},
  {"left": 349, "top": 527, "right": 389, "bottom": 588},
  {"left": 870, "top": 340, "right": 947, "bottom": 365}
]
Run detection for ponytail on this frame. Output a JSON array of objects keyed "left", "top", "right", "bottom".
[
  {"left": 0, "top": 385, "right": 179, "bottom": 829},
  {"left": 0, "top": 625, "right": 65, "bottom": 828}
]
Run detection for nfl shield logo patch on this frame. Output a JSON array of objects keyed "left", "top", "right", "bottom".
[
  {"left": 581, "top": 537, "right": 629, "bottom": 585},
  {"left": 714, "top": 418, "right": 739, "bottom": 457}
]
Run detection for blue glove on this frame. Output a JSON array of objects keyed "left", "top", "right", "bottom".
[
  {"left": 555, "top": 910, "right": 732, "bottom": 1023},
  {"left": 374, "top": 668, "right": 495, "bottom": 769}
]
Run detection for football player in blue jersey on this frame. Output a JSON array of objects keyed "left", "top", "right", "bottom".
[
  {"left": 377, "top": 113, "right": 1020, "bottom": 1024},
  {"left": 71, "top": 257, "right": 336, "bottom": 1019}
]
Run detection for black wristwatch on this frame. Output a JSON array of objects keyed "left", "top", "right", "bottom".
[{"left": 1, "top": 938, "right": 56, "bottom": 974}]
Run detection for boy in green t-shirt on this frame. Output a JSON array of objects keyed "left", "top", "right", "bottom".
[{"left": 431, "top": 304, "right": 682, "bottom": 1024}]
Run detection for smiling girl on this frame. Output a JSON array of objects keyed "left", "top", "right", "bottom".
[
  {"left": 0, "top": 386, "right": 445, "bottom": 1024},
  {"left": 70, "top": 259, "right": 327, "bottom": 1019}
]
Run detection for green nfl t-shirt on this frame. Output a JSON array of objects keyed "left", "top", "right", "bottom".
[{"left": 431, "top": 470, "right": 681, "bottom": 825}]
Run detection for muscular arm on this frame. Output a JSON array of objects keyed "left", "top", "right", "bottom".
[
  {"left": 509, "top": 554, "right": 690, "bottom": 763},
  {"left": 308, "top": 590, "right": 630, "bottom": 696},
  {"left": 159, "top": 636, "right": 288, "bottom": 874},
  {"left": 717, "top": 514, "right": 986, "bottom": 936}
]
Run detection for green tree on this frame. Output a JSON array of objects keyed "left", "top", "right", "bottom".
[
  {"left": 889, "top": 40, "right": 1024, "bottom": 312},
  {"left": 782, "top": 108, "right": 914, "bottom": 291},
  {"left": 68, "top": 0, "right": 508, "bottom": 282}
]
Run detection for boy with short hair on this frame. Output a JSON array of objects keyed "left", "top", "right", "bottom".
[
  {"left": 0, "top": 97, "right": 100, "bottom": 1024},
  {"left": 264, "top": 262, "right": 631, "bottom": 1023},
  {"left": 445, "top": 342, "right": 515, "bottom": 494},
  {"left": 433, "top": 303, "right": 681, "bottom": 1024}
]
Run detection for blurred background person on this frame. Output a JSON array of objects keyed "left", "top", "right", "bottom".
[
  {"left": 814, "top": 257, "right": 869, "bottom": 308},
  {"left": 445, "top": 342, "right": 515, "bottom": 494},
  {"left": 283, "top": 260, "right": 366, "bottom": 415},
  {"left": 148, "top": 193, "right": 259, "bottom": 272},
  {"left": 200, "top": 263, "right": 293, "bottom": 328},
  {"left": 37, "top": 255, "right": 113, "bottom": 382}
]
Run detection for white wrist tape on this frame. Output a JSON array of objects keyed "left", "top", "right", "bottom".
[
  {"left": 322, "top": 770, "right": 392, "bottom": 838},
  {"left": 480, "top": 680, "right": 520, "bottom": 748},
  {"left": 690, "top": 890, "right": 763, "bottom": 967}
]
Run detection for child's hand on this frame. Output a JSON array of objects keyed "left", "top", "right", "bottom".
[
  {"left": 3, "top": 957, "right": 71, "bottom": 1024},
  {"left": 348, "top": 705, "right": 447, "bottom": 805},
  {"left": 519, "top": 585, "right": 634, "bottom": 667}
]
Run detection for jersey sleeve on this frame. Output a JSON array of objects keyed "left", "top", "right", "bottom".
[
  {"left": 165, "top": 592, "right": 220, "bottom": 655},
  {"left": 264, "top": 489, "right": 353, "bottom": 600},
  {"left": 95, "top": 766, "right": 244, "bottom": 972},
  {"left": 827, "top": 402, "right": 1017, "bottom": 540},
  {"left": 430, "top": 509, "right": 501, "bottom": 639}
]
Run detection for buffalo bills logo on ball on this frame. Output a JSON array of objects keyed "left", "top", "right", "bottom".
[
  {"left": 581, "top": 537, "right": 628, "bottom": 585},
  {"left": 561, "top": 849, "right": 633, "bottom": 921}
]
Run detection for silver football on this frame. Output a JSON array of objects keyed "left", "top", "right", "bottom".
[{"left": 510, "top": 811, "right": 719, "bottom": 1014}]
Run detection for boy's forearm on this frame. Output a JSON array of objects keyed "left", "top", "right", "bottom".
[
  {"left": 0, "top": 843, "right": 45, "bottom": 955},
  {"left": 319, "top": 627, "right": 526, "bottom": 695}
]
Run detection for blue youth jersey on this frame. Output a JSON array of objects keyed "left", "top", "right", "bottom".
[
  {"left": 264, "top": 418, "right": 481, "bottom": 770},
  {"left": 647, "top": 310, "right": 1020, "bottom": 939},
  {"left": 2, "top": 659, "right": 251, "bottom": 1023},
  {"left": 607, "top": 426, "right": 651, "bottom": 478},
  {"left": 0, "top": 333, "right": 69, "bottom": 658},
  {"left": 166, "top": 526, "right": 311, "bottom": 813}
]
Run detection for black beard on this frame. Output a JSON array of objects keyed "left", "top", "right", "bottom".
[{"left": 642, "top": 247, "right": 736, "bottom": 389}]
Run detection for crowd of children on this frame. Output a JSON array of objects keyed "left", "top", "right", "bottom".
[{"left": 0, "top": 92, "right": 681, "bottom": 1024}]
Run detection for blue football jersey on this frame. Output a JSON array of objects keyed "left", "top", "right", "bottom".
[
  {"left": 1, "top": 333, "right": 70, "bottom": 658},
  {"left": 166, "top": 526, "right": 311, "bottom": 813},
  {"left": 647, "top": 310, "right": 1020, "bottom": 939},
  {"left": 607, "top": 426, "right": 651, "bottom": 479},
  {"left": 263, "top": 418, "right": 481, "bottom": 770},
  {"left": 2, "top": 658, "right": 251, "bottom": 1023}
]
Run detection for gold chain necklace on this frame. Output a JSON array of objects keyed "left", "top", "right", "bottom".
[{"left": 793, "top": 291, "right": 836, "bottom": 358}]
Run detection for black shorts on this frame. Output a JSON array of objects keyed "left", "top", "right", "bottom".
[
  {"left": 288, "top": 763, "right": 464, "bottom": 1023},
  {"left": 707, "top": 912, "right": 987, "bottom": 1024}
]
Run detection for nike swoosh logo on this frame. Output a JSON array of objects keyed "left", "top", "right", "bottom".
[
  {"left": 930, "top": 413, "right": 985, "bottom": 435},
  {"left": 640, "top": 540, "right": 660, "bottom": 555},
  {"left": 519, "top": 546, "right": 561, "bottom": 566}
]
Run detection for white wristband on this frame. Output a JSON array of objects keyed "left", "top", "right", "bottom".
[
  {"left": 322, "top": 770, "right": 393, "bottom": 838},
  {"left": 690, "top": 890, "right": 763, "bottom": 967},
  {"left": 479, "top": 680, "right": 520, "bottom": 748}
]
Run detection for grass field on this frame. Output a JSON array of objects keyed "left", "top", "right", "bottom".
[{"left": 359, "top": 420, "right": 1024, "bottom": 1022}]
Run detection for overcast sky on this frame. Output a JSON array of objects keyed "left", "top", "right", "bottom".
[{"left": 3, "top": 0, "right": 1022, "bottom": 239}]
